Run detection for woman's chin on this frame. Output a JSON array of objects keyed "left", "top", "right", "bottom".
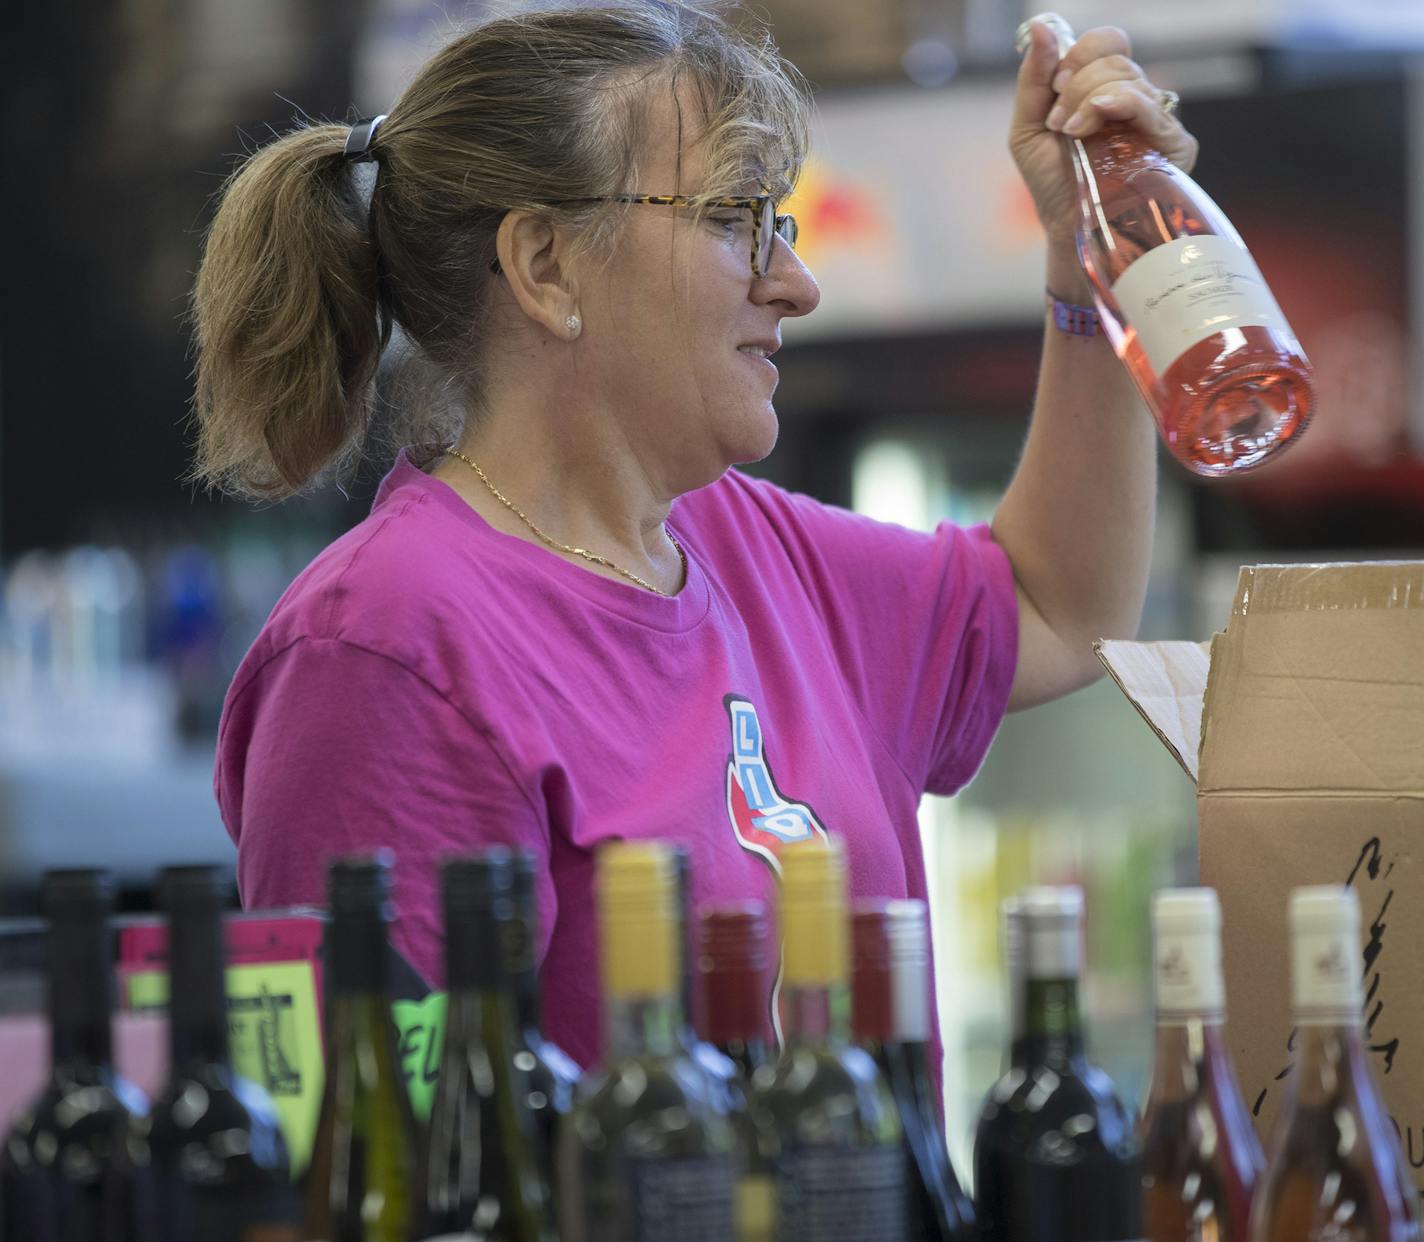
[{"left": 729, "top": 406, "right": 779, "bottom": 466}]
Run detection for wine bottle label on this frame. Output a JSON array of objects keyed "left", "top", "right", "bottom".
[
  {"left": 1292, "top": 924, "right": 1364, "bottom": 1021},
  {"left": 628, "top": 1153, "right": 736, "bottom": 1241},
  {"left": 1154, "top": 929, "right": 1224, "bottom": 1021},
  {"left": 1110, "top": 234, "right": 1294, "bottom": 375},
  {"left": 773, "top": 1145, "right": 907, "bottom": 1241}
]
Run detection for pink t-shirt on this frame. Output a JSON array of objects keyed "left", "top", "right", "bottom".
[{"left": 216, "top": 449, "right": 1018, "bottom": 1069}]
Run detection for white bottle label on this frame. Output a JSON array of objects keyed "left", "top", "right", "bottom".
[
  {"left": 1292, "top": 925, "right": 1364, "bottom": 1022},
  {"left": 1154, "top": 929, "right": 1224, "bottom": 1021},
  {"left": 1110, "top": 234, "right": 1293, "bottom": 375}
]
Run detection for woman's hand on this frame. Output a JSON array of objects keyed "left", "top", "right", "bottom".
[{"left": 1009, "top": 19, "right": 1200, "bottom": 250}]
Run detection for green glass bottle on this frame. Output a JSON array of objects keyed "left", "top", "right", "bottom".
[
  {"left": 302, "top": 854, "right": 421, "bottom": 1242},
  {"left": 751, "top": 838, "right": 905, "bottom": 1241},
  {"left": 973, "top": 886, "right": 1141, "bottom": 1242},
  {"left": 422, "top": 851, "right": 554, "bottom": 1241},
  {"left": 557, "top": 841, "right": 739, "bottom": 1242}
]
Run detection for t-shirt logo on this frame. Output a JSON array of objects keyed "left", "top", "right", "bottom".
[{"left": 724, "top": 695, "right": 828, "bottom": 877}]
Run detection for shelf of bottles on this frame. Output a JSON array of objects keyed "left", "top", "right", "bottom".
[{"left": 1, "top": 842, "right": 1414, "bottom": 1242}]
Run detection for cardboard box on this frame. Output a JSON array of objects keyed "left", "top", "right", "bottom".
[{"left": 1096, "top": 562, "right": 1424, "bottom": 1185}]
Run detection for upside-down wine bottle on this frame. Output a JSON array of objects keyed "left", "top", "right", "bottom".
[{"left": 1017, "top": 12, "right": 1314, "bottom": 475}]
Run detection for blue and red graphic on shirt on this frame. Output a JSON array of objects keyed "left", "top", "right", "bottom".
[{"left": 724, "top": 695, "right": 828, "bottom": 877}]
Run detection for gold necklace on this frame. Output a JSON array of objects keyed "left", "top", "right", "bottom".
[{"left": 445, "top": 448, "right": 687, "bottom": 597}]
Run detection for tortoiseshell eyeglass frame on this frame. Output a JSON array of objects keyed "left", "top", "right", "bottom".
[{"left": 487, "top": 194, "right": 798, "bottom": 279}]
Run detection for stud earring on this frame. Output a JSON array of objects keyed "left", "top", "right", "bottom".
[{"left": 565, "top": 314, "right": 581, "bottom": 334}]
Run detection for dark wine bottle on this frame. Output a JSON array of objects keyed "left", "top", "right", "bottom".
[
  {"left": 557, "top": 841, "right": 739, "bottom": 1242},
  {"left": 973, "top": 886, "right": 1142, "bottom": 1242},
  {"left": 852, "top": 899, "right": 976, "bottom": 1242},
  {"left": 302, "top": 854, "right": 421, "bottom": 1242},
  {"left": 0, "top": 869, "right": 147, "bottom": 1242},
  {"left": 505, "top": 850, "right": 579, "bottom": 1182},
  {"left": 751, "top": 838, "right": 906, "bottom": 1242},
  {"left": 422, "top": 852, "right": 554, "bottom": 1242},
  {"left": 130, "top": 865, "right": 300, "bottom": 1242}
]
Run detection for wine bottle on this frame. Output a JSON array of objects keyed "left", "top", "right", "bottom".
[
  {"left": 1141, "top": 889, "right": 1261, "bottom": 1242},
  {"left": 972, "top": 886, "right": 1141, "bottom": 1242},
  {"left": 131, "top": 865, "right": 300, "bottom": 1242},
  {"left": 999, "top": 897, "right": 1024, "bottom": 1075},
  {"left": 751, "top": 838, "right": 906, "bottom": 1241},
  {"left": 852, "top": 899, "right": 975, "bottom": 1242},
  {"left": 422, "top": 852, "right": 554, "bottom": 1242},
  {"left": 0, "top": 869, "right": 146, "bottom": 1242},
  {"left": 505, "top": 850, "right": 579, "bottom": 1185},
  {"left": 697, "top": 903, "right": 773, "bottom": 1081},
  {"left": 1017, "top": 12, "right": 1314, "bottom": 475},
  {"left": 1248, "top": 886, "right": 1419, "bottom": 1242},
  {"left": 557, "top": 841, "right": 739, "bottom": 1242},
  {"left": 698, "top": 902, "right": 775, "bottom": 1242},
  {"left": 302, "top": 854, "right": 421, "bottom": 1242}
]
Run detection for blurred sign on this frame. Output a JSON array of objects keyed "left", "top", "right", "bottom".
[{"left": 784, "top": 80, "right": 1047, "bottom": 343}]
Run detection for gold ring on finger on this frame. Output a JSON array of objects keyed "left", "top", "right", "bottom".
[{"left": 1158, "top": 88, "right": 1181, "bottom": 117}]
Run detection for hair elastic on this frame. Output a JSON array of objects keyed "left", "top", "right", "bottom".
[{"left": 344, "top": 114, "right": 388, "bottom": 163}]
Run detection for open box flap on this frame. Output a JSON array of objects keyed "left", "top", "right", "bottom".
[{"left": 1094, "top": 639, "right": 1210, "bottom": 784}]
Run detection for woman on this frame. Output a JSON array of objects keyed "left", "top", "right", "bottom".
[{"left": 198, "top": 3, "right": 1195, "bottom": 1068}]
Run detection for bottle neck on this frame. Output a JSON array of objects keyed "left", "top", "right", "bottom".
[
  {"left": 876, "top": 1035, "right": 937, "bottom": 1107},
  {"left": 49, "top": 908, "right": 114, "bottom": 1069},
  {"left": 167, "top": 899, "right": 232, "bottom": 1069},
  {"left": 1018, "top": 976, "right": 1085, "bottom": 1066},
  {"left": 327, "top": 910, "right": 389, "bottom": 996},
  {"left": 1289, "top": 1021, "right": 1374, "bottom": 1108},
  {"left": 513, "top": 966, "right": 541, "bottom": 1035},
  {"left": 1147, "top": 1015, "right": 1228, "bottom": 1104},
  {"left": 505, "top": 902, "right": 543, "bottom": 1039},
  {"left": 700, "top": 961, "right": 768, "bottom": 1049},
  {"left": 852, "top": 952, "right": 931, "bottom": 1046},
  {"left": 782, "top": 984, "right": 847, "bottom": 1046},
  {"left": 327, "top": 990, "right": 399, "bottom": 1069},
  {"left": 444, "top": 985, "right": 514, "bottom": 1058},
  {"left": 607, "top": 993, "right": 682, "bottom": 1058}
]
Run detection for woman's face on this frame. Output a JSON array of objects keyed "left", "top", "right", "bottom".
[{"left": 575, "top": 85, "right": 821, "bottom": 494}]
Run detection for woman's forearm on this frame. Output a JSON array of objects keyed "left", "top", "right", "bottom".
[{"left": 992, "top": 243, "right": 1159, "bottom": 709}]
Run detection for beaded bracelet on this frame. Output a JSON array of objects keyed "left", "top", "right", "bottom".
[{"left": 1047, "top": 289, "right": 1100, "bottom": 337}]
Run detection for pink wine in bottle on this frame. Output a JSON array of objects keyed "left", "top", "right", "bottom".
[{"left": 1019, "top": 13, "right": 1315, "bottom": 475}]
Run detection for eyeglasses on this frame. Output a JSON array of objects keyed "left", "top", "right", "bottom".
[{"left": 488, "top": 194, "right": 798, "bottom": 279}]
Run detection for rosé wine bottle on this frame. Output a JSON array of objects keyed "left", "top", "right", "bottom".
[
  {"left": 1019, "top": 13, "right": 1315, "bottom": 475},
  {"left": 1141, "top": 890, "right": 1262, "bottom": 1242},
  {"left": 1249, "top": 888, "right": 1418, "bottom": 1242}
]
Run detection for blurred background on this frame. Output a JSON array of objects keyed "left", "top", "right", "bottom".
[{"left": 4, "top": 0, "right": 1424, "bottom": 1177}]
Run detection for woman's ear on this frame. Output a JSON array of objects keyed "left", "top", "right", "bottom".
[{"left": 493, "top": 211, "right": 582, "bottom": 339}]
